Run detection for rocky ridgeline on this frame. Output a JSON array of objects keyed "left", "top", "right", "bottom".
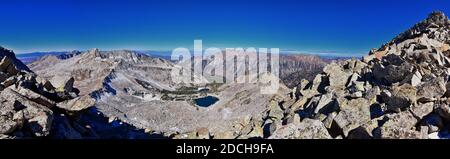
[
  {"left": 3, "top": 11, "right": 450, "bottom": 139},
  {"left": 0, "top": 46, "right": 97, "bottom": 139},
  {"left": 279, "top": 54, "right": 327, "bottom": 88},
  {"left": 262, "top": 11, "right": 450, "bottom": 139}
]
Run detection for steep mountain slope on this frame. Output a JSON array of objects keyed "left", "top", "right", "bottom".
[
  {"left": 21, "top": 11, "right": 450, "bottom": 139},
  {"left": 266, "top": 11, "right": 450, "bottom": 139}
]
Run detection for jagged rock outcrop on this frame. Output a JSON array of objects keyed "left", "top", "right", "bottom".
[
  {"left": 56, "top": 95, "right": 95, "bottom": 112},
  {"left": 268, "top": 11, "right": 450, "bottom": 139},
  {"left": 2, "top": 48, "right": 161, "bottom": 139}
]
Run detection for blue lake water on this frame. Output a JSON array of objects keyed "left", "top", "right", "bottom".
[{"left": 194, "top": 96, "right": 219, "bottom": 107}]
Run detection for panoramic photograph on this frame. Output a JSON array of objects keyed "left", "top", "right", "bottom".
[{"left": 1, "top": 0, "right": 450, "bottom": 142}]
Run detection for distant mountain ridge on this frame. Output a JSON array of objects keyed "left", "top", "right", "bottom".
[
  {"left": 267, "top": 11, "right": 450, "bottom": 139},
  {"left": 3, "top": 11, "right": 449, "bottom": 139},
  {"left": 27, "top": 48, "right": 292, "bottom": 136},
  {"left": 0, "top": 46, "right": 146, "bottom": 139},
  {"left": 17, "top": 50, "right": 174, "bottom": 64},
  {"left": 18, "top": 49, "right": 352, "bottom": 63}
]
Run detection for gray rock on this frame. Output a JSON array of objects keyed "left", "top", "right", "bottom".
[
  {"left": 269, "top": 118, "right": 331, "bottom": 139},
  {"left": 410, "top": 71, "right": 422, "bottom": 87},
  {"left": 380, "top": 111, "right": 422, "bottom": 139},
  {"left": 267, "top": 100, "right": 284, "bottom": 120},
  {"left": 411, "top": 102, "right": 434, "bottom": 119},
  {"left": 437, "top": 104, "right": 450, "bottom": 121},
  {"left": 12, "top": 110, "right": 25, "bottom": 129},
  {"left": 245, "top": 124, "right": 264, "bottom": 139},
  {"left": 348, "top": 81, "right": 365, "bottom": 93},
  {"left": 323, "top": 63, "right": 351, "bottom": 90},
  {"left": 41, "top": 80, "right": 56, "bottom": 92},
  {"left": 281, "top": 98, "right": 295, "bottom": 110},
  {"left": 1, "top": 76, "right": 17, "bottom": 88},
  {"left": 421, "top": 113, "right": 444, "bottom": 133},
  {"left": 348, "top": 116, "right": 384, "bottom": 139},
  {"left": 284, "top": 113, "right": 301, "bottom": 125},
  {"left": 0, "top": 56, "right": 12, "bottom": 73},
  {"left": 0, "top": 72, "right": 7, "bottom": 83},
  {"left": 287, "top": 96, "right": 308, "bottom": 114},
  {"left": 0, "top": 47, "right": 30, "bottom": 72},
  {"left": 11, "top": 86, "right": 55, "bottom": 108},
  {"left": 196, "top": 127, "right": 210, "bottom": 139},
  {"left": 0, "top": 88, "right": 55, "bottom": 137},
  {"left": 50, "top": 114, "right": 82, "bottom": 139},
  {"left": 349, "top": 91, "right": 363, "bottom": 98},
  {"left": 300, "top": 74, "right": 324, "bottom": 96},
  {"left": 314, "top": 93, "right": 333, "bottom": 114},
  {"left": 346, "top": 73, "right": 360, "bottom": 87},
  {"left": 0, "top": 46, "right": 105, "bottom": 139},
  {"left": 27, "top": 111, "right": 53, "bottom": 137},
  {"left": 322, "top": 112, "right": 337, "bottom": 129},
  {"left": 268, "top": 121, "right": 281, "bottom": 136},
  {"left": 353, "top": 60, "right": 367, "bottom": 74},
  {"left": 0, "top": 56, "right": 19, "bottom": 76},
  {"left": 213, "top": 131, "right": 235, "bottom": 139}
]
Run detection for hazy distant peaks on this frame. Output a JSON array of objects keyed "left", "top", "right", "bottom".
[{"left": 428, "top": 11, "right": 449, "bottom": 24}]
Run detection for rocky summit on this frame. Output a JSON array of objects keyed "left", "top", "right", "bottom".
[
  {"left": 266, "top": 11, "right": 450, "bottom": 139},
  {"left": 166, "top": 11, "right": 450, "bottom": 139}
]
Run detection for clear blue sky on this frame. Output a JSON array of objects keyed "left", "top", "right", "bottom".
[{"left": 0, "top": 0, "right": 449, "bottom": 56}]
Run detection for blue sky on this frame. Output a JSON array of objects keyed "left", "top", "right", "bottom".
[{"left": 0, "top": 0, "right": 449, "bottom": 56}]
